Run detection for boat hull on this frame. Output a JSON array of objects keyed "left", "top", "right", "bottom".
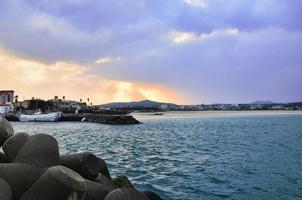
[{"left": 19, "top": 112, "right": 62, "bottom": 122}]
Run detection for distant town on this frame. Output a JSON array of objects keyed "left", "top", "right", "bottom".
[
  {"left": 0, "top": 90, "right": 301, "bottom": 115},
  {"left": 100, "top": 99, "right": 302, "bottom": 112}
]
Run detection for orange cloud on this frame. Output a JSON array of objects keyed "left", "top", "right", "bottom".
[{"left": 0, "top": 49, "right": 184, "bottom": 104}]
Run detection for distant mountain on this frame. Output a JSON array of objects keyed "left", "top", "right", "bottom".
[
  {"left": 100, "top": 99, "right": 177, "bottom": 108},
  {"left": 250, "top": 100, "right": 276, "bottom": 104}
]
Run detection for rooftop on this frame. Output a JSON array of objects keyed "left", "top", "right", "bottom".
[{"left": 0, "top": 90, "right": 14, "bottom": 93}]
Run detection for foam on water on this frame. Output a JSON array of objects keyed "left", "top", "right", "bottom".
[{"left": 12, "top": 112, "right": 302, "bottom": 200}]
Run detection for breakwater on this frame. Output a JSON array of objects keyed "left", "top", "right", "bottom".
[
  {"left": 61, "top": 113, "right": 141, "bottom": 125},
  {"left": 4, "top": 113, "right": 140, "bottom": 125},
  {"left": 0, "top": 118, "right": 162, "bottom": 200}
]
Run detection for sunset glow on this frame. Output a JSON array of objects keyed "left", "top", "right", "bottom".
[{"left": 0, "top": 49, "right": 183, "bottom": 104}]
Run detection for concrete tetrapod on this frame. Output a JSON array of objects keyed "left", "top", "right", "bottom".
[
  {"left": 0, "top": 163, "right": 45, "bottom": 200},
  {"left": 0, "top": 118, "right": 14, "bottom": 147},
  {"left": 84, "top": 179, "right": 109, "bottom": 200},
  {"left": 105, "top": 188, "right": 149, "bottom": 200},
  {"left": 95, "top": 174, "right": 117, "bottom": 193},
  {"left": 13, "top": 134, "right": 60, "bottom": 168},
  {"left": 0, "top": 152, "right": 8, "bottom": 163},
  {"left": 20, "top": 166, "right": 87, "bottom": 200},
  {"left": 0, "top": 178, "right": 12, "bottom": 200},
  {"left": 97, "top": 157, "right": 112, "bottom": 180},
  {"left": 60, "top": 152, "right": 103, "bottom": 180},
  {"left": 2, "top": 132, "right": 30, "bottom": 162},
  {"left": 143, "top": 191, "right": 164, "bottom": 200}
]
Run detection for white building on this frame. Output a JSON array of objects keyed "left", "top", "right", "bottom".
[
  {"left": 0, "top": 90, "right": 14, "bottom": 114},
  {"left": 160, "top": 104, "right": 169, "bottom": 110}
]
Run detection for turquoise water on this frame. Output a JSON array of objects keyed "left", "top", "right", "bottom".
[{"left": 12, "top": 112, "right": 302, "bottom": 200}]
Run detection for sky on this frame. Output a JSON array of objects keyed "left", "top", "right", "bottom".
[{"left": 0, "top": 0, "right": 301, "bottom": 104}]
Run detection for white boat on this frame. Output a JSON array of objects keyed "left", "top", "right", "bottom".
[{"left": 19, "top": 112, "right": 62, "bottom": 122}]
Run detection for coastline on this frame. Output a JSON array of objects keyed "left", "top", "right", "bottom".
[
  {"left": 166, "top": 110, "right": 302, "bottom": 114},
  {"left": 133, "top": 110, "right": 302, "bottom": 120}
]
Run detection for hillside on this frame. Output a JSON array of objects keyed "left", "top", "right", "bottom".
[{"left": 100, "top": 100, "right": 176, "bottom": 108}]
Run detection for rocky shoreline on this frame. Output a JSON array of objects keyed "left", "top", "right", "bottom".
[
  {"left": 4, "top": 113, "right": 141, "bottom": 125},
  {"left": 0, "top": 118, "right": 163, "bottom": 200}
]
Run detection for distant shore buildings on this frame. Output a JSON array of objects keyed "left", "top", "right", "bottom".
[
  {"left": 0, "top": 90, "right": 15, "bottom": 114},
  {"left": 0, "top": 89, "right": 301, "bottom": 114},
  {"left": 50, "top": 97, "right": 88, "bottom": 113},
  {"left": 0, "top": 90, "right": 91, "bottom": 115}
]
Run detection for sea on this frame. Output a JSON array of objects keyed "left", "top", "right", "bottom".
[{"left": 12, "top": 111, "right": 302, "bottom": 200}]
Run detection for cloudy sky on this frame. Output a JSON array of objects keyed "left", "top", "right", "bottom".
[{"left": 0, "top": 0, "right": 301, "bottom": 104}]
